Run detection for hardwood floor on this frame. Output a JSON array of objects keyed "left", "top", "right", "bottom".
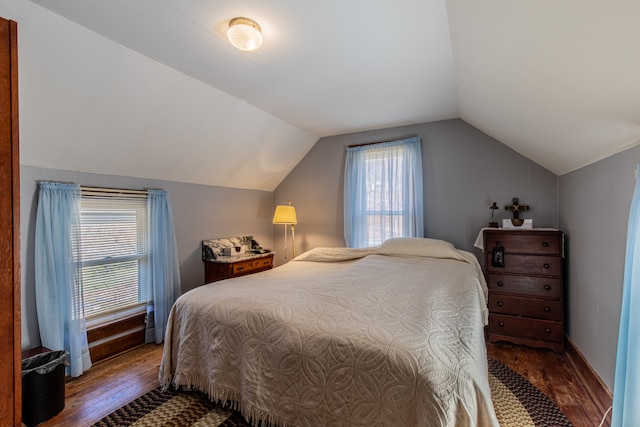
[
  {"left": 39, "top": 344, "right": 163, "bottom": 427},
  {"left": 487, "top": 341, "right": 612, "bottom": 427},
  {"left": 38, "top": 342, "right": 611, "bottom": 427}
]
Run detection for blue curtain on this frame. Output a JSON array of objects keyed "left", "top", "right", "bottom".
[
  {"left": 344, "top": 136, "right": 424, "bottom": 248},
  {"left": 146, "top": 189, "right": 182, "bottom": 344},
  {"left": 35, "top": 182, "right": 92, "bottom": 377},
  {"left": 613, "top": 164, "right": 640, "bottom": 426}
]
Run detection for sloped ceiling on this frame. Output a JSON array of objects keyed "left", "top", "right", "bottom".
[
  {"left": 9, "top": 0, "right": 640, "bottom": 191},
  {"left": 448, "top": 0, "right": 640, "bottom": 175}
]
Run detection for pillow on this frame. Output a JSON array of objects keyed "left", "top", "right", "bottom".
[
  {"left": 378, "top": 237, "right": 457, "bottom": 258},
  {"left": 293, "top": 246, "right": 378, "bottom": 262}
]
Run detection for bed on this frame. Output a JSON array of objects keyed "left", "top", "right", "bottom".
[{"left": 159, "top": 238, "right": 499, "bottom": 427}]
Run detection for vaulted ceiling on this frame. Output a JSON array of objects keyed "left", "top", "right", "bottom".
[{"left": 10, "top": 0, "right": 640, "bottom": 190}]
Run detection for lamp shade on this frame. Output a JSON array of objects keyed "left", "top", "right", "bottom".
[
  {"left": 272, "top": 205, "right": 297, "bottom": 224},
  {"left": 227, "top": 17, "right": 263, "bottom": 52}
]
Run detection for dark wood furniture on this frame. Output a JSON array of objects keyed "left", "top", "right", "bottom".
[
  {"left": 483, "top": 229, "right": 565, "bottom": 353},
  {"left": 22, "top": 346, "right": 53, "bottom": 360},
  {"left": 0, "top": 16, "right": 20, "bottom": 426},
  {"left": 204, "top": 253, "right": 274, "bottom": 283}
]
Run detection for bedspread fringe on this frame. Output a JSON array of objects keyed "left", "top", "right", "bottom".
[{"left": 160, "top": 371, "right": 294, "bottom": 427}]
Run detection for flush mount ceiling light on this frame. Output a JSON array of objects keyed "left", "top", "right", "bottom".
[{"left": 227, "top": 17, "right": 263, "bottom": 52}]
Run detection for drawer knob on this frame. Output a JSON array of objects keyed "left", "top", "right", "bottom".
[
  {"left": 544, "top": 284, "right": 551, "bottom": 290},
  {"left": 497, "top": 301, "right": 504, "bottom": 307},
  {"left": 542, "top": 241, "right": 549, "bottom": 247},
  {"left": 497, "top": 281, "right": 504, "bottom": 287},
  {"left": 543, "top": 263, "right": 550, "bottom": 269},
  {"left": 237, "top": 267, "right": 244, "bottom": 272},
  {"left": 498, "top": 322, "right": 505, "bottom": 327},
  {"left": 544, "top": 307, "right": 551, "bottom": 312},
  {"left": 545, "top": 328, "right": 551, "bottom": 334}
]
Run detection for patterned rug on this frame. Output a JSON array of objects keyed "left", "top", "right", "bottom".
[{"left": 93, "top": 358, "right": 573, "bottom": 427}]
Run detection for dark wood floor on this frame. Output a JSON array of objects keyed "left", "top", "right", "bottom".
[
  {"left": 38, "top": 341, "right": 611, "bottom": 427},
  {"left": 487, "top": 341, "right": 611, "bottom": 427},
  {"left": 39, "top": 344, "right": 163, "bottom": 427}
]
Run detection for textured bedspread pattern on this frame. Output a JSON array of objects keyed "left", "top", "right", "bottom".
[{"left": 160, "top": 244, "right": 499, "bottom": 427}]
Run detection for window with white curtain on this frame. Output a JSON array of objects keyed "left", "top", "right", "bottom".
[
  {"left": 344, "top": 136, "right": 424, "bottom": 248},
  {"left": 76, "top": 189, "right": 149, "bottom": 323}
]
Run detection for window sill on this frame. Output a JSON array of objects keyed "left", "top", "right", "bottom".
[{"left": 86, "top": 304, "right": 147, "bottom": 330}]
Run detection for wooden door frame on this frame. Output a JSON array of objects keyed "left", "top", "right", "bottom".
[{"left": 0, "top": 17, "right": 21, "bottom": 426}]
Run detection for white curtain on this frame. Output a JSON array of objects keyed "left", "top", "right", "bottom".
[
  {"left": 612, "top": 164, "right": 640, "bottom": 425},
  {"left": 146, "top": 189, "right": 182, "bottom": 344},
  {"left": 35, "top": 182, "right": 92, "bottom": 377},
  {"left": 344, "top": 136, "right": 424, "bottom": 248}
]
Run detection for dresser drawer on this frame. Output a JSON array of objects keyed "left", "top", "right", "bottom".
[
  {"left": 489, "top": 314, "right": 563, "bottom": 342},
  {"left": 232, "top": 257, "right": 273, "bottom": 275},
  {"left": 487, "top": 254, "right": 562, "bottom": 276},
  {"left": 484, "top": 232, "right": 562, "bottom": 255},
  {"left": 205, "top": 254, "right": 274, "bottom": 283},
  {"left": 487, "top": 273, "right": 562, "bottom": 299},
  {"left": 489, "top": 294, "right": 562, "bottom": 321}
]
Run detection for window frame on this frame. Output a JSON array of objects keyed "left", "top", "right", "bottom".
[{"left": 77, "top": 188, "right": 150, "bottom": 328}]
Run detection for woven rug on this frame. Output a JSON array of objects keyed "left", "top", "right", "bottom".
[{"left": 93, "top": 358, "right": 573, "bottom": 427}]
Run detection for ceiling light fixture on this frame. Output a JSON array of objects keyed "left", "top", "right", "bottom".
[{"left": 227, "top": 17, "right": 263, "bottom": 52}]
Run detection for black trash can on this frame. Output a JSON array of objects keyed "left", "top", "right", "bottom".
[{"left": 21, "top": 350, "right": 69, "bottom": 426}]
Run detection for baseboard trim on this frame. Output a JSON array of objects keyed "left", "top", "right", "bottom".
[{"left": 565, "top": 337, "right": 612, "bottom": 425}]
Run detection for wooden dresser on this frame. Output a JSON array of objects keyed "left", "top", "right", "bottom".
[
  {"left": 483, "top": 229, "right": 565, "bottom": 353},
  {"left": 204, "top": 253, "right": 274, "bottom": 283}
]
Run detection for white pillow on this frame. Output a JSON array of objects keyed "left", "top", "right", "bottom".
[
  {"left": 293, "top": 246, "right": 377, "bottom": 262},
  {"left": 378, "top": 237, "right": 457, "bottom": 258}
]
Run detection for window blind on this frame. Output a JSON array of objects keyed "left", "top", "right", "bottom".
[{"left": 78, "top": 189, "right": 149, "bottom": 319}]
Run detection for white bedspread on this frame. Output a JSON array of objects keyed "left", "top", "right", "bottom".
[{"left": 160, "top": 247, "right": 498, "bottom": 427}]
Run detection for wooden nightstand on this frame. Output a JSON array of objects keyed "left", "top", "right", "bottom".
[
  {"left": 204, "top": 253, "right": 274, "bottom": 283},
  {"left": 483, "top": 229, "right": 565, "bottom": 353}
]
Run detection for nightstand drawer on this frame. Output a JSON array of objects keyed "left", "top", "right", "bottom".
[
  {"left": 489, "top": 294, "right": 562, "bottom": 321},
  {"left": 204, "top": 253, "right": 274, "bottom": 283},
  {"left": 487, "top": 273, "right": 562, "bottom": 299},
  {"left": 484, "top": 232, "right": 562, "bottom": 255},
  {"left": 487, "top": 254, "right": 562, "bottom": 276},
  {"left": 489, "top": 314, "right": 564, "bottom": 342},
  {"left": 232, "top": 257, "right": 273, "bottom": 275}
]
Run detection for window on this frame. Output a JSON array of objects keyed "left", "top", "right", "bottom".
[
  {"left": 77, "top": 189, "right": 149, "bottom": 322},
  {"left": 344, "top": 136, "right": 424, "bottom": 248}
]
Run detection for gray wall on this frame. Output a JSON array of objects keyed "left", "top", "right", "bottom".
[
  {"left": 558, "top": 146, "right": 640, "bottom": 390},
  {"left": 20, "top": 118, "right": 636, "bottom": 393},
  {"left": 274, "top": 119, "right": 559, "bottom": 265},
  {"left": 20, "top": 165, "right": 274, "bottom": 350}
]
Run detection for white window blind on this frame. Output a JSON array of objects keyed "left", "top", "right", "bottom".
[{"left": 78, "top": 189, "right": 149, "bottom": 320}]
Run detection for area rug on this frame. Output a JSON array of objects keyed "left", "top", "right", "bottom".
[{"left": 93, "top": 358, "right": 573, "bottom": 427}]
